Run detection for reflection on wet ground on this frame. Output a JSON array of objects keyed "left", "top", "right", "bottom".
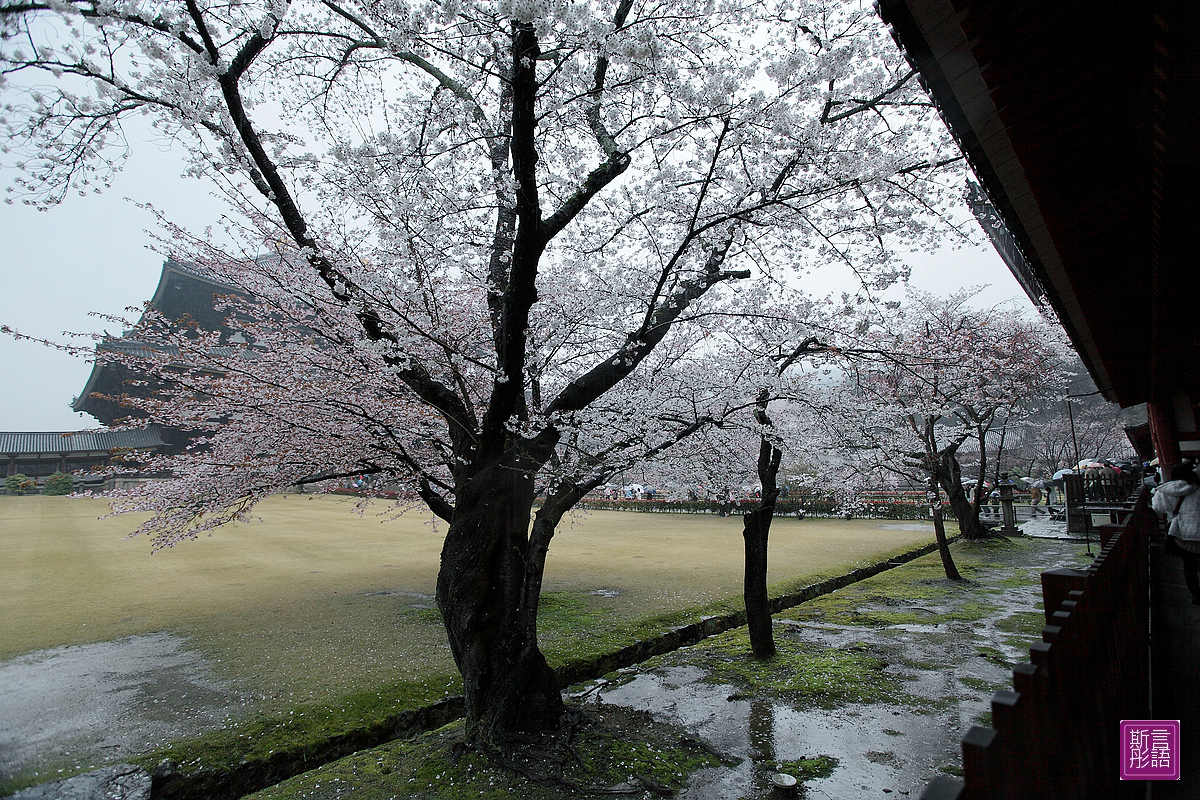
[
  {"left": 1020, "top": 516, "right": 1075, "bottom": 540},
  {"left": 581, "top": 536, "right": 1085, "bottom": 798},
  {"left": 0, "top": 633, "right": 248, "bottom": 784}
]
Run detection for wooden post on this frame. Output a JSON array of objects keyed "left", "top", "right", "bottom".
[
  {"left": 1148, "top": 398, "right": 1181, "bottom": 477},
  {"left": 1041, "top": 568, "right": 1088, "bottom": 624}
]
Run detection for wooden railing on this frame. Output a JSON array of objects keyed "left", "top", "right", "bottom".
[
  {"left": 922, "top": 490, "right": 1153, "bottom": 800},
  {"left": 1064, "top": 472, "right": 1144, "bottom": 535}
]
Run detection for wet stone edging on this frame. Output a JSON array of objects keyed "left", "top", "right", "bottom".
[
  {"left": 150, "top": 536, "right": 949, "bottom": 800},
  {"left": 149, "top": 697, "right": 464, "bottom": 800}
]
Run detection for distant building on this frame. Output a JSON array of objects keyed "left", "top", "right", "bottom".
[
  {"left": 72, "top": 258, "right": 248, "bottom": 433},
  {"left": 3, "top": 260, "right": 244, "bottom": 487},
  {"left": 1, "top": 428, "right": 167, "bottom": 479}
]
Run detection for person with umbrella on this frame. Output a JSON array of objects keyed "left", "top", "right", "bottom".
[
  {"left": 1050, "top": 468, "right": 1073, "bottom": 506},
  {"left": 1028, "top": 481, "right": 1043, "bottom": 513},
  {"left": 1099, "top": 460, "right": 1119, "bottom": 501},
  {"left": 1081, "top": 462, "right": 1096, "bottom": 500},
  {"left": 1144, "top": 465, "right": 1160, "bottom": 492},
  {"left": 1028, "top": 477, "right": 1053, "bottom": 514}
]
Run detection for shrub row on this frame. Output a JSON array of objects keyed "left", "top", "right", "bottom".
[{"left": 2, "top": 472, "right": 74, "bottom": 495}]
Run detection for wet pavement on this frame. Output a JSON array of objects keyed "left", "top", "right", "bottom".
[
  {"left": 0, "top": 633, "right": 248, "bottom": 786},
  {"left": 1019, "top": 515, "right": 1073, "bottom": 539},
  {"left": 590, "top": 664, "right": 962, "bottom": 798},
  {"left": 579, "top": 534, "right": 1087, "bottom": 798}
]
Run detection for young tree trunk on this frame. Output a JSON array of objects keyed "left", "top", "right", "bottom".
[
  {"left": 742, "top": 498, "right": 777, "bottom": 659},
  {"left": 927, "top": 477, "right": 962, "bottom": 580},
  {"left": 742, "top": 422, "right": 781, "bottom": 660},
  {"left": 436, "top": 460, "right": 563, "bottom": 745}
]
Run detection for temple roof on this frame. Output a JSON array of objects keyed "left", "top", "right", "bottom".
[
  {"left": 0, "top": 428, "right": 166, "bottom": 456},
  {"left": 73, "top": 259, "right": 249, "bottom": 422}
]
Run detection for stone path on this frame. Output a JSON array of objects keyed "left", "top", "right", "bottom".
[{"left": 581, "top": 535, "right": 1085, "bottom": 798}]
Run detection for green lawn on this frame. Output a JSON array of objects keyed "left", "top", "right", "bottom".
[{"left": 0, "top": 494, "right": 936, "bottom": 708}]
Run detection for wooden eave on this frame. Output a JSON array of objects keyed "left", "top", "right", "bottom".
[{"left": 877, "top": 0, "right": 1200, "bottom": 408}]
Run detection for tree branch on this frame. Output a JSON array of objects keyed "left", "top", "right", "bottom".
[
  {"left": 478, "top": 23, "right": 544, "bottom": 456},
  {"left": 546, "top": 263, "right": 749, "bottom": 416},
  {"left": 821, "top": 69, "right": 916, "bottom": 124}
]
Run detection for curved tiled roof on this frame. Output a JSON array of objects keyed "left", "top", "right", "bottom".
[{"left": 0, "top": 428, "right": 166, "bottom": 456}]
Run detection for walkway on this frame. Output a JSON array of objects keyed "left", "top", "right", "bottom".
[{"left": 1151, "top": 536, "right": 1200, "bottom": 798}]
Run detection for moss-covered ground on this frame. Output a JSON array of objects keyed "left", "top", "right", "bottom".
[
  {"left": 670, "top": 631, "right": 918, "bottom": 710},
  {"left": 242, "top": 708, "right": 723, "bottom": 800},
  {"left": 127, "top": 677, "right": 461, "bottom": 777}
]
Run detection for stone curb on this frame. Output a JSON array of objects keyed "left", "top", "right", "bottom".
[
  {"left": 144, "top": 536, "right": 950, "bottom": 800},
  {"left": 148, "top": 697, "right": 465, "bottom": 800}
]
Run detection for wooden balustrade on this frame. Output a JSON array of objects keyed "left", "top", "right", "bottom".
[{"left": 921, "top": 491, "right": 1153, "bottom": 800}]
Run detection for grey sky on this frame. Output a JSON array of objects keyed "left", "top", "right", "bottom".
[{"left": 0, "top": 131, "right": 1035, "bottom": 432}]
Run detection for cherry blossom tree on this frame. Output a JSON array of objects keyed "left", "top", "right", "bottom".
[
  {"left": 1003, "top": 389, "right": 1136, "bottom": 477},
  {"left": 813, "top": 290, "right": 1071, "bottom": 575},
  {"left": 635, "top": 297, "right": 838, "bottom": 659},
  {"left": 2, "top": 0, "right": 966, "bottom": 745}
]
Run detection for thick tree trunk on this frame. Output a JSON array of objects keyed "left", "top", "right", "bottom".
[
  {"left": 436, "top": 461, "right": 563, "bottom": 744},
  {"left": 942, "top": 481, "right": 988, "bottom": 539},
  {"left": 936, "top": 449, "right": 989, "bottom": 540}
]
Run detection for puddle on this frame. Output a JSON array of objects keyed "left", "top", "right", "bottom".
[
  {"left": 592, "top": 668, "right": 960, "bottom": 797},
  {"left": 0, "top": 633, "right": 249, "bottom": 782},
  {"left": 583, "top": 537, "right": 1081, "bottom": 798}
]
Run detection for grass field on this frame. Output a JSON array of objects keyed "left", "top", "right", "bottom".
[{"left": 0, "top": 494, "right": 936, "bottom": 709}]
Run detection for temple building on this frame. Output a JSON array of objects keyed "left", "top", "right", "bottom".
[
  {"left": 3, "top": 259, "right": 243, "bottom": 487},
  {"left": 1, "top": 429, "right": 167, "bottom": 481},
  {"left": 72, "top": 258, "right": 248, "bottom": 431}
]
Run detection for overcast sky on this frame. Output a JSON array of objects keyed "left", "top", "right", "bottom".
[{"left": 0, "top": 127, "right": 1037, "bottom": 432}]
